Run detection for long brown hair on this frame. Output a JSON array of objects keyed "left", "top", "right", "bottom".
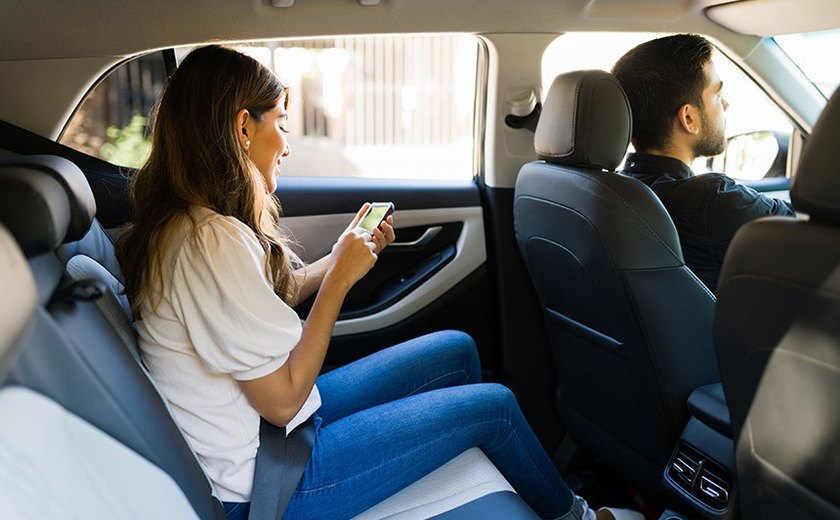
[{"left": 117, "top": 45, "right": 299, "bottom": 318}]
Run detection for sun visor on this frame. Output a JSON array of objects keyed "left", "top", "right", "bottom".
[{"left": 706, "top": 0, "right": 840, "bottom": 37}]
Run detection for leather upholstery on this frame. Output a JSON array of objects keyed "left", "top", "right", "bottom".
[
  {"left": 535, "top": 70, "right": 631, "bottom": 171},
  {"left": 0, "top": 166, "right": 70, "bottom": 256},
  {"left": 792, "top": 89, "right": 840, "bottom": 223},
  {"left": 0, "top": 225, "right": 37, "bottom": 379},
  {"left": 716, "top": 88, "right": 840, "bottom": 519},
  {"left": 515, "top": 70, "right": 719, "bottom": 494},
  {"left": 0, "top": 156, "right": 123, "bottom": 282},
  {"left": 61, "top": 218, "right": 124, "bottom": 281},
  {"left": 0, "top": 155, "right": 96, "bottom": 242},
  {"left": 0, "top": 165, "right": 227, "bottom": 520}
]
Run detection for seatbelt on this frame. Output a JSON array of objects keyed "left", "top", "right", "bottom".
[{"left": 249, "top": 417, "right": 315, "bottom": 520}]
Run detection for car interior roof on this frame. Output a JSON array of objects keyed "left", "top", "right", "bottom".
[
  {"left": 0, "top": 0, "right": 771, "bottom": 61},
  {"left": 8, "top": 0, "right": 840, "bottom": 64}
]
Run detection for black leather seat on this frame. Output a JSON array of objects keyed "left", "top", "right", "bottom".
[
  {"left": 715, "top": 87, "right": 840, "bottom": 519},
  {"left": 513, "top": 70, "right": 720, "bottom": 493}
]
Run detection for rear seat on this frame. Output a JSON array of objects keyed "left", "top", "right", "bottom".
[
  {"left": 0, "top": 160, "right": 226, "bottom": 519},
  {"left": 0, "top": 155, "right": 539, "bottom": 520},
  {"left": 0, "top": 224, "right": 201, "bottom": 519}
]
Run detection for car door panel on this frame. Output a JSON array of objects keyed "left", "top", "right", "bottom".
[
  {"left": 274, "top": 178, "right": 499, "bottom": 372},
  {"left": 276, "top": 176, "right": 481, "bottom": 215},
  {"left": 283, "top": 207, "right": 485, "bottom": 335}
]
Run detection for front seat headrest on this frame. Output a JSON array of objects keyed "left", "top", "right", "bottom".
[
  {"left": 0, "top": 223, "right": 37, "bottom": 378},
  {"left": 792, "top": 89, "right": 840, "bottom": 224},
  {"left": 0, "top": 155, "right": 96, "bottom": 241},
  {"left": 535, "top": 69, "right": 632, "bottom": 171},
  {"left": 0, "top": 164, "right": 72, "bottom": 258}
]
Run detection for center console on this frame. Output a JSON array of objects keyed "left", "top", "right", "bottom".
[{"left": 657, "top": 384, "right": 738, "bottom": 520}]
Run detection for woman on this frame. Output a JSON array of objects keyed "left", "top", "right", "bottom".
[{"left": 117, "top": 45, "right": 641, "bottom": 520}]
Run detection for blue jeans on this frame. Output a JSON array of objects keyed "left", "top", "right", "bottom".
[{"left": 225, "top": 330, "right": 576, "bottom": 520}]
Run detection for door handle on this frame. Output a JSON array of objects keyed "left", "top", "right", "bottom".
[{"left": 390, "top": 226, "right": 443, "bottom": 248}]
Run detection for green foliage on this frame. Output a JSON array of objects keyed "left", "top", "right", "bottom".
[{"left": 99, "top": 113, "right": 151, "bottom": 169}]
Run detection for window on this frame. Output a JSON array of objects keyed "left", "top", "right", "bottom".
[
  {"left": 62, "top": 35, "right": 480, "bottom": 180},
  {"left": 61, "top": 51, "right": 167, "bottom": 169},
  {"left": 542, "top": 33, "right": 793, "bottom": 180},
  {"left": 703, "top": 54, "right": 791, "bottom": 180},
  {"left": 775, "top": 29, "right": 840, "bottom": 98}
]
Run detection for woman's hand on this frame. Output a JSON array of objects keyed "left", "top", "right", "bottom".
[
  {"left": 326, "top": 227, "right": 377, "bottom": 291},
  {"left": 342, "top": 203, "right": 396, "bottom": 255},
  {"left": 371, "top": 215, "right": 395, "bottom": 254}
]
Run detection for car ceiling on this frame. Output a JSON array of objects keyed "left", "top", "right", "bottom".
[{"left": 0, "top": 0, "right": 764, "bottom": 61}]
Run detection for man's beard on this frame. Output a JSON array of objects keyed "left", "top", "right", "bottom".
[{"left": 694, "top": 109, "right": 726, "bottom": 158}]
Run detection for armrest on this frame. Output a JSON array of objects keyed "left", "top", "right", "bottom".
[{"left": 687, "top": 383, "right": 731, "bottom": 436}]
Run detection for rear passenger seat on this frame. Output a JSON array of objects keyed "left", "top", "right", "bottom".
[
  {"left": 0, "top": 159, "right": 225, "bottom": 519},
  {"left": 0, "top": 155, "right": 539, "bottom": 520},
  {"left": 0, "top": 221, "right": 199, "bottom": 518}
]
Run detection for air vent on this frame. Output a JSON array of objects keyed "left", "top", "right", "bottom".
[
  {"left": 667, "top": 443, "right": 732, "bottom": 511},
  {"left": 697, "top": 465, "right": 730, "bottom": 510},
  {"left": 668, "top": 445, "right": 701, "bottom": 489}
]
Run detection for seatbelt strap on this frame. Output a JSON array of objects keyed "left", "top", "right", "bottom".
[{"left": 249, "top": 417, "right": 315, "bottom": 520}]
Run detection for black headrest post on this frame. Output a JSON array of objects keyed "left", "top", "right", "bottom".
[{"left": 534, "top": 70, "right": 632, "bottom": 171}]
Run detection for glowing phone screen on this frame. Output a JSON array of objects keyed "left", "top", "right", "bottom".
[{"left": 359, "top": 205, "right": 390, "bottom": 231}]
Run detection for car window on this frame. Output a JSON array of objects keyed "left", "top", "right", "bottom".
[
  {"left": 703, "top": 52, "right": 792, "bottom": 180},
  {"left": 775, "top": 29, "right": 840, "bottom": 98},
  {"left": 542, "top": 33, "right": 793, "bottom": 181},
  {"left": 60, "top": 51, "right": 167, "bottom": 169},
  {"left": 61, "top": 35, "right": 480, "bottom": 180}
]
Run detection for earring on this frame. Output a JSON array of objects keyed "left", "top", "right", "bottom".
[{"left": 245, "top": 139, "right": 251, "bottom": 148}]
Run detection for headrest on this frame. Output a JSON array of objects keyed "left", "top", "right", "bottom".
[
  {"left": 792, "top": 89, "right": 840, "bottom": 223},
  {"left": 0, "top": 224, "right": 37, "bottom": 375},
  {"left": 0, "top": 155, "right": 96, "bottom": 241},
  {"left": 535, "top": 70, "right": 632, "bottom": 171},
  {"left": 0, "top": 164, "right": 71, "bottom": 257}
]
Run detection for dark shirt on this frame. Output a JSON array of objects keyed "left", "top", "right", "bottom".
[{"left": 621, "top": 152, "right": 795, "bottom": 294}]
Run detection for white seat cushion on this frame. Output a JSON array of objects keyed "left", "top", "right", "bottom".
[
  {"left": 0, "top": 387, "right": 198, "bottom": 520},
  {"left": 352, "top": 447, "right": 515, "bottom": 520}
]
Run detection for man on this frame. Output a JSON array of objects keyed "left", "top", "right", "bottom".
[{"left": 612, "top": 34, "right": 794, "bottom": 294}]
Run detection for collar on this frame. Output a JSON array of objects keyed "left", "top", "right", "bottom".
[{"left": 623, "top": 152, "right": 695, "bottom": 180}]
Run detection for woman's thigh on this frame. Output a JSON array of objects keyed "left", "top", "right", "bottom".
[
  {"left": 282, "top": 383, "right": 573, "bottom": 520},
  {"left": 315, "top": 330, "right": 481, "bottom": 425}
]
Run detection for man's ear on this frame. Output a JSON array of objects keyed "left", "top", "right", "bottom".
[
  {"left": 235, "top": 108, "right": 252, "bottom": 150},
  {"left": 676, "top": 103, "right": 701, "bottom": 136}
]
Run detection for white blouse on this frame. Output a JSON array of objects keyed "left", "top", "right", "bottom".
[{"left": 137, "top": 206, "right": 320, "bottom": 502}]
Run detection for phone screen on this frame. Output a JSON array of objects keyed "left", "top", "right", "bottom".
[{"left": 359, "top": 205, "right": 391, "bottom": 231}]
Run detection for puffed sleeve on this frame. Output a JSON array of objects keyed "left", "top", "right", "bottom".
[{"left": 169, "top": 213, "right": 302, "bottom": 381}]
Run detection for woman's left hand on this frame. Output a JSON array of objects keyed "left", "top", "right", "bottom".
[{"left": 371, "top": 215, "right": 395, "bottom": 254}]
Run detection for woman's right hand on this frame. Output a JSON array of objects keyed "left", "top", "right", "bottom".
[{"left": 325, "top": 227, "right": 377, "bottom": 292}]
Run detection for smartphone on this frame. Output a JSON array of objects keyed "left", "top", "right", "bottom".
[{"left": 357, "top": 202, "right": 395, "bottom": 232}]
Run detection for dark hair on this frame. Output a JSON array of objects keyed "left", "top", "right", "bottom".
[
  {"left": 117, "top": 45, "right": 299, "bottom": 318},
  {"left": 612, "top": 34, "right": 714, "bottom": 151}
]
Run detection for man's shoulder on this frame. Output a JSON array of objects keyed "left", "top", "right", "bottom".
[
  {"left": 684, "top": 171, "right": 740, "bottom": 191},
  {"left": 686, "top": 171, "right": 729, "bottom": 181}
]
